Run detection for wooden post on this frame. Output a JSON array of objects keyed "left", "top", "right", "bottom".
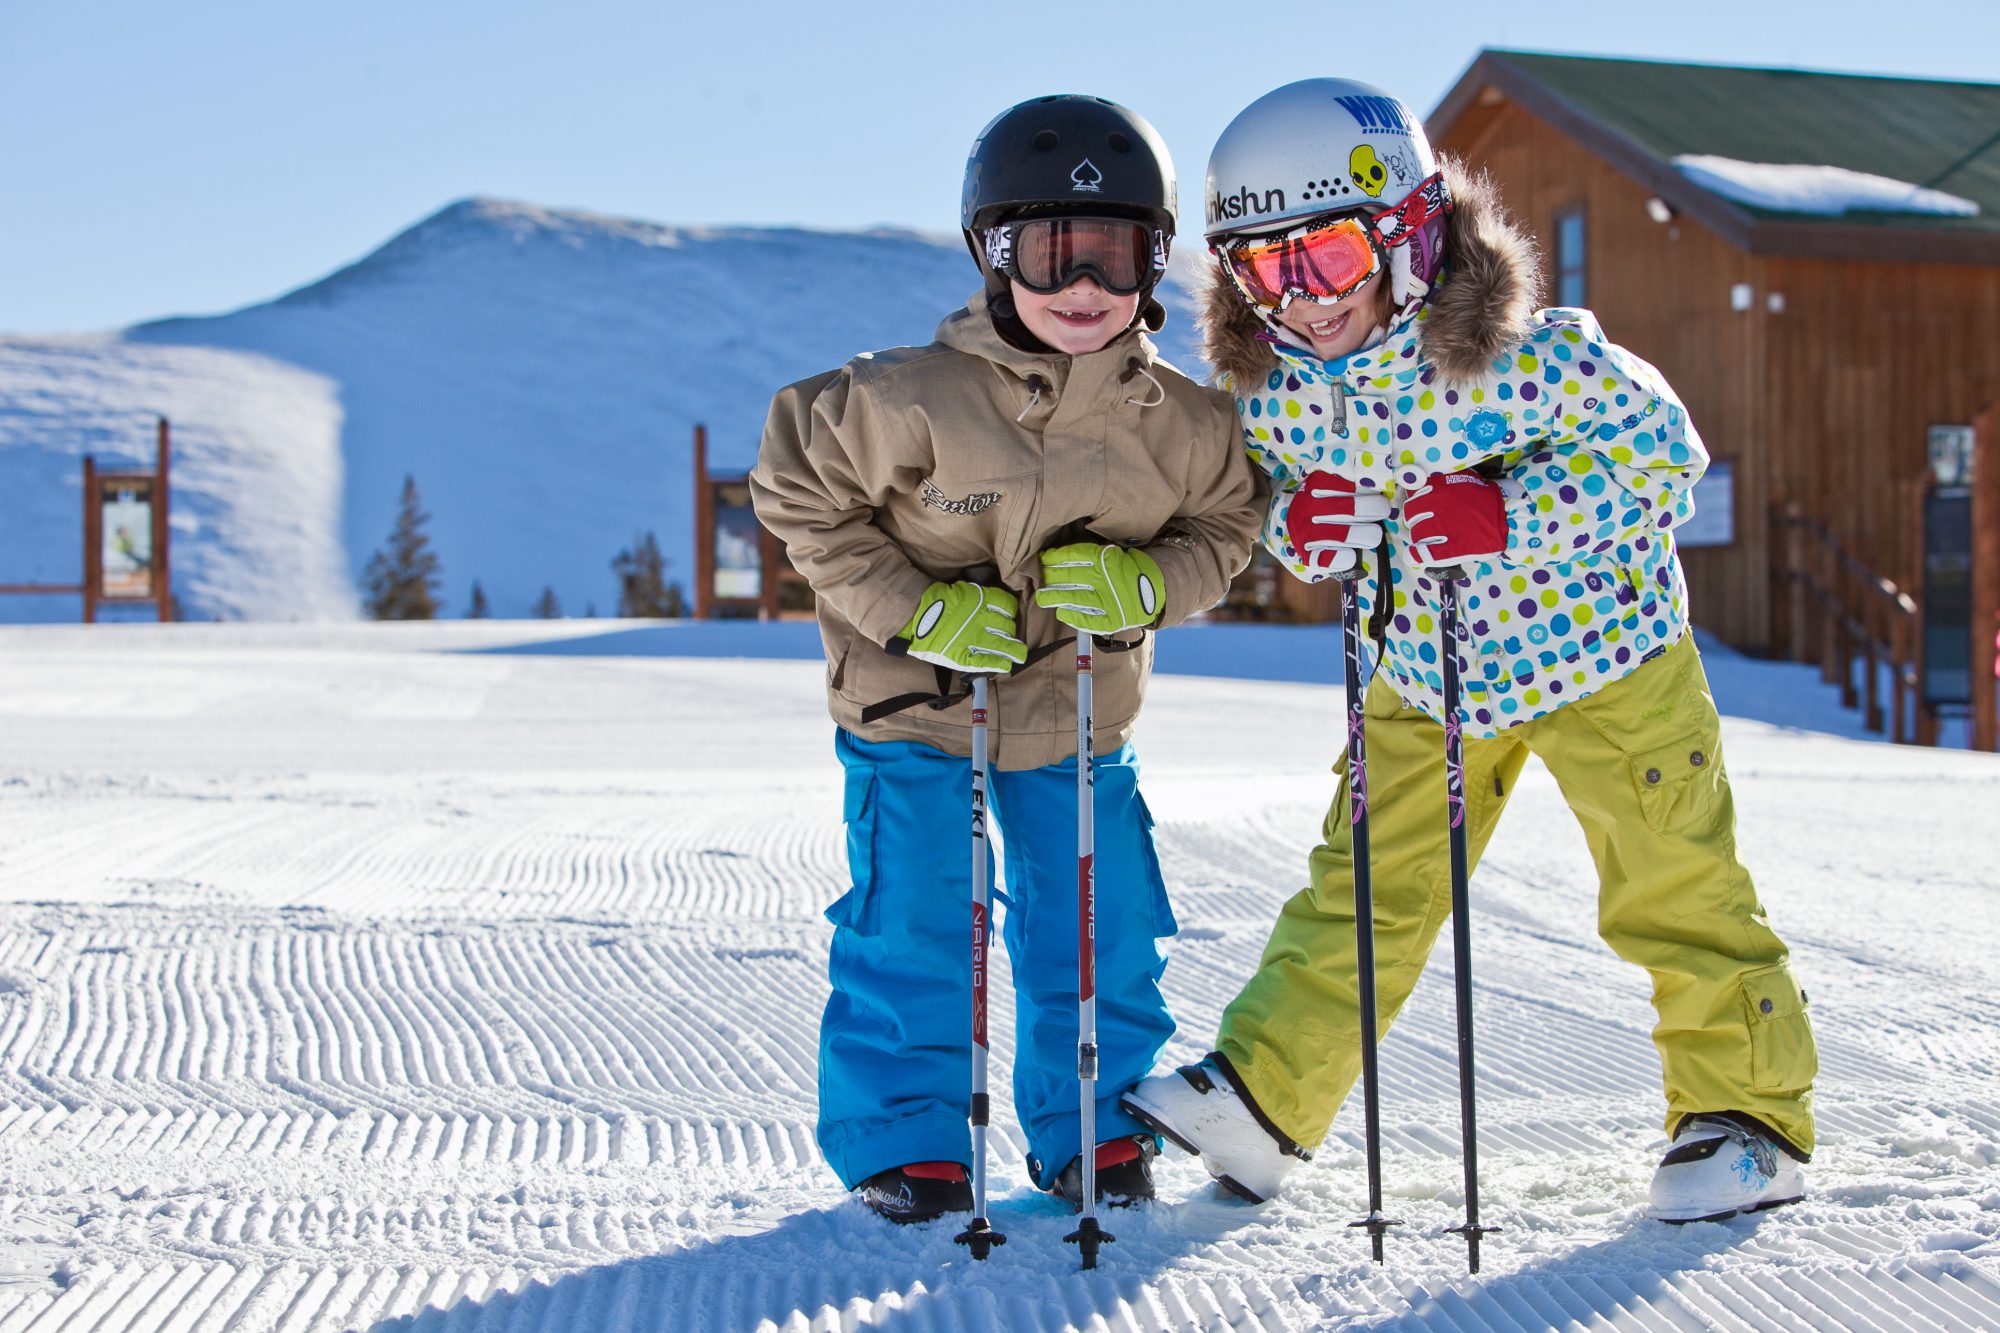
[
  {"left": 1973, "top": 404, "right": 1999, "bottom": 752},
  {"left": 155, "top": 417, "right": 172, "bottom": 622},
  {"left": 81, "top": 455, "right": 99, "bottom": 623},
  {"left": 759, "top": 526, "right": 782, "bottom": 622},
  {"left": 692, "top": 424, "right": 713, "bottom": 621},
  {"left": 1863, "top": 627, "right": 1883, "bottom": 734}
]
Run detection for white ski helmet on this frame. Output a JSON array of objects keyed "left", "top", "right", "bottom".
[{"left": 1206, "top": 78, "right": 1450, "bottom": 309}]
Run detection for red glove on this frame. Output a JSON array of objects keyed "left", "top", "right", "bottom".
[
  {"left": 1402, "top": 471, "right": 1507, "bottom": 566},
  {"left": 1286, "top": 472, "right": 1390, "bottom": 575}
]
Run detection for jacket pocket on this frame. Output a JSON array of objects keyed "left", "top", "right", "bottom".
[
  {"left": 826, "top": 765, "right": 881, "bottom": 936},
  {"left": 1627, "top": 730, "right": 1721, "bottom": 833},
  {"left": 1743, "top": 962, "right": 1817, "bottom": 1094},
  {"left": 1133, "top": 790, "right": 1178, "bottom": 939}
]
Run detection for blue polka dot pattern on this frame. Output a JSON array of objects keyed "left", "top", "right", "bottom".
[{"left": 1226, "top": 303, "right": 1706, "bottom": 736}]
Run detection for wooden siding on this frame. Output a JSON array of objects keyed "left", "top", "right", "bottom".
[{"left": 1435, "top": 96, "right": 2000, "bottom": 652}]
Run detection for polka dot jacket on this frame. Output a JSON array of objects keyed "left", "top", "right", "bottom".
[{"left": 1226, "top": 299, "right": 1705, "bottom": 736}]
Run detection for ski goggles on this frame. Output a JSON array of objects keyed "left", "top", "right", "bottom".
[
  {"left": 983, "top": 216, "right": 1168, "bottom": 296},
  {"left": 1215, "top": 171, "right": 1453, "bottom": 312}
]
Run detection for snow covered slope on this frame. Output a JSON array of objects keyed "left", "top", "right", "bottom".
[
  {"left": 0, "top": 202, "right": 1210, "bottom": 623},
  {"left": 0, "top": 621, "right": 1996, "bottom": 1331}
]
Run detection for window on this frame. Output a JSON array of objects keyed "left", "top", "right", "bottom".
[{"left": 1555, "top": 208, "right": 1587, "bottom": 308}]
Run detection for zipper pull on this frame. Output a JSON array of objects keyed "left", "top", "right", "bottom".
[{"left": 1330, "top": 381, "right": 1349, "bottom": 437}]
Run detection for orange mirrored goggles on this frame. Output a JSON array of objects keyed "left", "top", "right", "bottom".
[
  {"left": 1215, "top": 171, "right": 1453, "bottom": 312},
  {"left": 1217, "top": 216, "right": 1380, "bottom": 311}
]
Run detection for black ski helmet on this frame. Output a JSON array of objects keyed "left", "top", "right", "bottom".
[{"left": 960, "top": 95, "right": 1178, "bottom": 340}]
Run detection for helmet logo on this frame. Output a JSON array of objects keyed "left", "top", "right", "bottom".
[
  {"left": 1070, "top": 159, "right": 1103, "bottom": 193},
  {"left": 1350, "top": 145, "right": 1388, "bottom": 198},
  {"left": 1334, "top": 94, "right": 1416, "bottom": 133},
  {"left": 1208, "top": 185, "right": 1287, "bottom": 227}
]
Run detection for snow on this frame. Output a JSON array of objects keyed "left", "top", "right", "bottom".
[
  {"left": 1673, "top": 155, "right": 1982, "bottom": 217},
  {"left": 0, "top": 200, "right": 1213, "bottom": 625},
  {"left": 1, "top": 620, "right": 1996, "bottom": 1331}
]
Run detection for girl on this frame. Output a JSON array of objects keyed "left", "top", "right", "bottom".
[{"left": 1123, "top": 78, "right": 1818, "bottom": 1224}]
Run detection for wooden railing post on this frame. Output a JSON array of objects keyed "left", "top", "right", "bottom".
[{"left": 1974, "top": 404, "right": 1999, "bottom": 753}]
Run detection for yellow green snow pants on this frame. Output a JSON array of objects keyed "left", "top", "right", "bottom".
[{"left": 1217, "top": 634, "right": 1817, "bottom": 1157}]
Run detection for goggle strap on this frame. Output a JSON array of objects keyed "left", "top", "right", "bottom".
[{"left": 1371, "top": 172, "right": 1453, "bottom": 250}]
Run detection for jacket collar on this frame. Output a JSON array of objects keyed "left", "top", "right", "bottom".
[{"left": 936, "top": 289, "right": 1159, "bottom": 383}]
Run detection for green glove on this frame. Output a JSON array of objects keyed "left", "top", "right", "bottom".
[
  {"left": 1035, "top": 543, "right": 1165, "bottom": 633},
  {"left": 894, "top": 581, "right": 1027, "bottom": 672}
]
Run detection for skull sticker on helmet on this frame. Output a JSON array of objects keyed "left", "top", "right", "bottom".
[{"left": 1350, "top": 145, "right": 1388, "bottom": 198}]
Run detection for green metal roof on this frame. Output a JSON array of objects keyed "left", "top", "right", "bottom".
[{"left": 1459, "top": 51, "right": 2000, "bottom": 244}]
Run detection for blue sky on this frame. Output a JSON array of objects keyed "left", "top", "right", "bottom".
[{"left": 3, "top": 0, "right": 1996, "bottom": 334}]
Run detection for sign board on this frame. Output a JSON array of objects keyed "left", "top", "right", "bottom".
[
  {"left": 1677, "top": 459, "right": 1734, "bottom": 548},
  {"left": 712, "top": 481, "right": 762, "bottom": 601},
  {"left": 97, "top": 476, "right": 156, "bottom": 599}
]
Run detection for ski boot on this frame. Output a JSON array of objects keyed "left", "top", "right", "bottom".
[
  {"left": 1122, "top": 1053, "right": 1310, "bottom": 1203},
  {"left": 1052, "top": 1135, "right": 1158, "bottom": 1209},
  {"left": 1648, "top": 1113, "right": 1805, "bottom": 1223},
  {"left": 856, "top": 1162, "right": 973, "bottom": 1224}
]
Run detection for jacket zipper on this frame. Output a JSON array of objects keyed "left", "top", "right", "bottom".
[{"left": 1330, "top": 381, "right": 1349, "bottom": 437}]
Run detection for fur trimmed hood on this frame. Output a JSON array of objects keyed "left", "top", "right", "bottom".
[{"left": 1199, "top": 157, "right": 1543, "bottom": 388}]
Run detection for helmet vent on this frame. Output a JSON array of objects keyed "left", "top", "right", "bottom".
[
  {"left": 1033, "top": 130, "right": 1059, "bottom": 151},
  {"left": 1108, "top": 132, "right": 1132, "bottom": 153}
]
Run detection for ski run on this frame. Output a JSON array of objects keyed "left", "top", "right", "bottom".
[{"left": 1, "top": 620, "right": 1996, "bottom": 1332}]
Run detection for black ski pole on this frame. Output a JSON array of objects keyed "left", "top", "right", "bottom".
[
  {"left": 1338, "top": 556, "right": 1400, "bottom": 1263},
  {"left": 955, "top": 669, "right": 1006, "bottom": 1260},
  {"left": 1436, "top": 565, "right": 1498, "bottom": 1272},
  {"left": 1063, "top": 624, "right": 1112, "bottom": 1270}
]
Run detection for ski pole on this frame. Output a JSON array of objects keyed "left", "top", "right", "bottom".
[
  {"left": 954, "top": 670, "right": 1006, "bottom": 1260},
  {"left": 1338, "top": 556, "right": 1400, "bottom": 1263},
  {"left": 1435, "top": 565, "right": 1497, "bottom": 1273},
  {"left": 1063, "top": 626, "right": 1112, "bottom": 1270}
]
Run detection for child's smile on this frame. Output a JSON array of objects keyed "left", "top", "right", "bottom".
[
  {"left": 1272, "top": 270, "right": 1382, "bottom": 361},
  {"left": 1012, "top": 276, "right": 1138, "bottom": 356}
]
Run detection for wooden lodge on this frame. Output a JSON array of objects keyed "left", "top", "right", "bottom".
[{"left": 1417, "top": 51, "right": 1999, "bottom": 745}]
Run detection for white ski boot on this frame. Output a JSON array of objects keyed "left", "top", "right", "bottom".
[
  {"left": 1121, "top": 1054, "right": 1310, "bottom": 1203},
  {"left": 1648, "top": 1114, "right": 1805, "bottom": 1223}
]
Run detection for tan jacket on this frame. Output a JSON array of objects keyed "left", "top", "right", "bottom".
[{"left": 752, "top": 291, "right": 1261, "bottom": 769}]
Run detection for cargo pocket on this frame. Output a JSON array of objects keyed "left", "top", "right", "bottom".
[
  {"left": 1744, "top": 962, "right": 1817, "bottom": 1094},
  {"left": 1628, "top": 730, "right": 1722, "bottom": 833},
  {"left": 826, "top": 765, "right": 881, "bottom": 936},
  {"left": 1133, "top": 791, "right": 1178, "bottom": 939}
]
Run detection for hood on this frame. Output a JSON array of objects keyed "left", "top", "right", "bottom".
[{"left": 1199, "top": 157, "right": 1543, "bottom": 388}]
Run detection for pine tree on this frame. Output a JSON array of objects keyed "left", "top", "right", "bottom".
[
  {"left": 363, "top": 476, "right": 441, "bottom": 620},
  {"left": 466, "top": 581, "right": 490, "bottom": 619},
  {"left": 533, "top": 587, "right": 562, "bottom": 619},
  {"left": 612, "top": 531, "right": 687, "bottom": 618}
]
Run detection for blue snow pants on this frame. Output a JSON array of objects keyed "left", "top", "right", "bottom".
[{"left": 819, "top": 729, "right": 1178, "bottom": 1192}]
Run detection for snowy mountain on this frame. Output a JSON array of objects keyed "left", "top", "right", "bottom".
[{"left": 0, "top": 200, "right": 1212, "bottom": 623}]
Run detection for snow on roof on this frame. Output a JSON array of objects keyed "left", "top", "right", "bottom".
[{"left": 1673, "top": 154, "right": 1981, "bottom": 217}]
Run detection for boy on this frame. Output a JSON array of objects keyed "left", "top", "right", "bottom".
[{"left": 751, "top": 94, "right": 1260, "bottom": 1222}]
